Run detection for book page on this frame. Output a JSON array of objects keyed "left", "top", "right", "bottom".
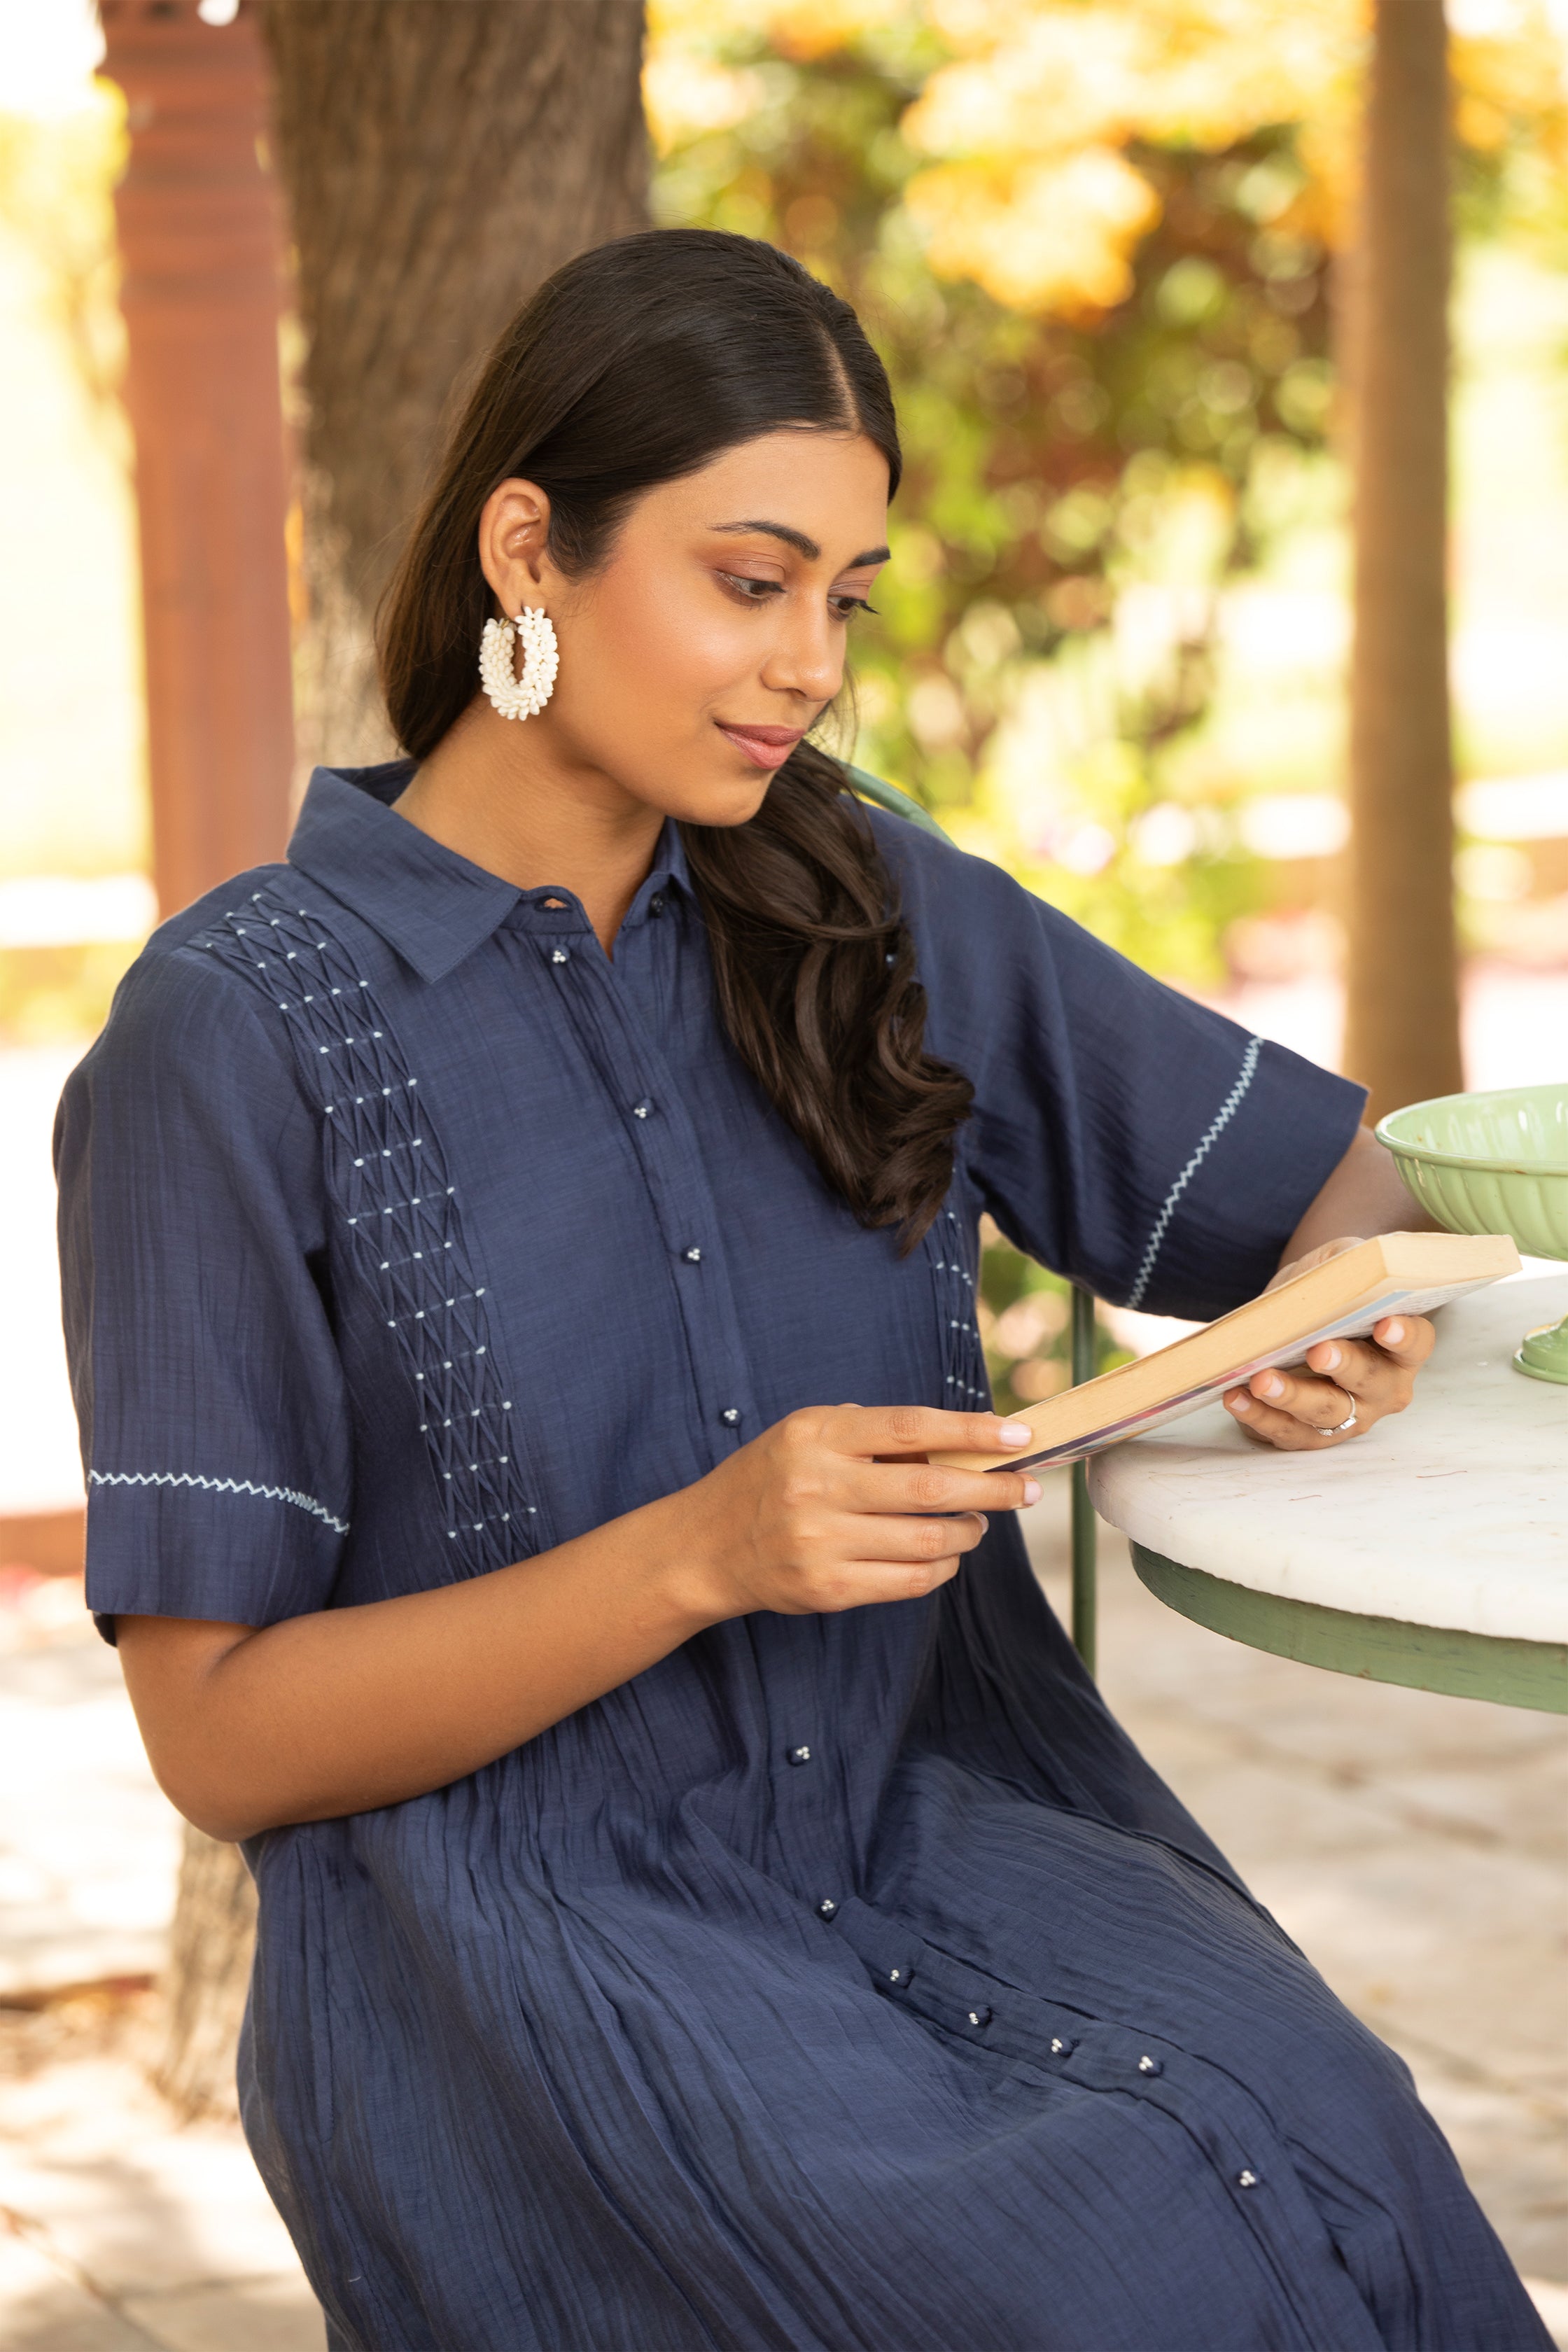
[{"left": 992, "top": 1275, "right": 1496, "bottom": 1473}]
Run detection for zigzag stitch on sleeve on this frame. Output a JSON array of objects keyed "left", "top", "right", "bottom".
[
  {"left": 1125, "top": 1036, "right": 1264, "bottom": 1311},
  {"left": 88, "top": 1468, "right": 349, "bottom": 1536}
]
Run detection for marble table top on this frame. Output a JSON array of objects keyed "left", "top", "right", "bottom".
[{"left": 1087, "top": 1270, "right": 1568, "bottom": 1644}]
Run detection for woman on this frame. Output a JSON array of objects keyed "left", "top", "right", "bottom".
[{"left": 58, "top": 230, "right": 1545, "bottom": 2351}]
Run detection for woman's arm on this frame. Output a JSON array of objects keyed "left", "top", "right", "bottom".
[
  {"left": 1224, "top": 1124, "right": 1440, "bottom": 1451},
  {"left": 1278, "top": 1120, "right": 1439, "bottom": 1263},
  {"left": 116, "top": 1405, "right": 1039, "bottom": 1841}
]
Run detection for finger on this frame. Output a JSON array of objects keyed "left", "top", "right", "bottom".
[
  {"left": 1246, "top": 1366, "right": 1358, "bottom": 1432},
  {"left": 1302, "top": 1337, "right": 1408, "bottom": 1408},
  {"left": 1224, "top": 1391, "right": 1345, "bottom": 1450},
  {"left": 839, "top": 1550, "right": 966, "bottom": 1605},
  {"left": 1369, "top": 1313, "right": 1435, "bottom": 1368},
  {"left": 827, "top": 1405, "right": 1035, "bottom": 1461},
  {"left": 841, "top": 1510, "right": 990, "bottom": 1564},
  {"left": 841, "top": 1461, "right": 1042, "bottom": 1517}
]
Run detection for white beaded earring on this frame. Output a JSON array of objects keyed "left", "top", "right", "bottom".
[{"left": 479, "top": 605, "right": 559, "bottom": 721}]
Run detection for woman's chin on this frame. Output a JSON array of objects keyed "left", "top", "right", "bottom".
[{"left": 650, "top": 768, "right": 775, "bottom": 830}]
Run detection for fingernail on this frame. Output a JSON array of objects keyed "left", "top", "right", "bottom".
[
  {"left": 997, "top": 1421, "right": 1032, "bottom": 1446},
  {"left": 1021, "top": 1478, "right": 1042, "bottom": 1506},
  {"left": 1384, "top": 1320, "right": 1404, "bottom": 1345},
  {"left": 976, "top": 1513, "right": 990, "bottom": 1533},
  {"left": 1228, "top": 1394, "right": 1252, "bottom": 1415},
  {"left": 1321, "top": 1345, "right": 1340, "bottom": 1370},
  {"left": 1259, "top": 1374, "right": 1283, "bottom": 1399}
]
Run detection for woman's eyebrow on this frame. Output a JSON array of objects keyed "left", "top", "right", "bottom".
[{"left": 710, "top": 519, "right": 890, "bottom": 568}]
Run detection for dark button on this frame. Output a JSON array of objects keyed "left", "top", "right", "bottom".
[
  {"left": 649, "top": 893, "right": 666, "bottom": 916},
  {"left": 886, "top": 1964, "right": 912, "bottom": 1988},
  {"left": 682, "top": 1246, "right": 703, "bottom": 1264},
  {"left": 965, "top": 2005, "right": 993, "bottom": 2029},
  {"left": 1236, "top": 2169, "right": 1259, "bottom": 2190},
  {"left": 1049, "top": 2036, "right": 1074, "bottom": 2057},
  {"left": 1137, "top": 2054, "right": 1162, "bottom": 2077},
  {"left": 720, "top": 1407, "right": 740, "bottom": 1426},
  {"left": 786, "top": 1744, "right": 811, "bottom": 1765},
  {"left": 631, "top": 1099, "right": 652, "bottom": 1119},
  {"left": 550, "top": 946, "right": 570, "bottom": 965},
  {"left": 816, "top": 1898, "right": 838, "bottom": 1918}
]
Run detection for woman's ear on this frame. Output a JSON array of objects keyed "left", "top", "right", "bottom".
[{"left": 477, "top": 477, "right": 556, "bottom": 613}]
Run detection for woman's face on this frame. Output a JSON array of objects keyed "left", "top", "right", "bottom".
[{"left": 477, "top": 428, "right": 891, "bottom": 827}]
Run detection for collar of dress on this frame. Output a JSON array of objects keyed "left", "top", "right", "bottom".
[{"left": 286, "top": 760, "right": 694, "bottom": 984}]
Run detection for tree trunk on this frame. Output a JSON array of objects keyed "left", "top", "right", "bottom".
[
  {"left": 262, "top": 0, "right": 648, "bottom": 771},
  {"left": 1343, "top": 0, "right": 1462, "bottom": 1120},
  {"left": 153, "top": 1825, "right": 258, "bottom": 2122}
]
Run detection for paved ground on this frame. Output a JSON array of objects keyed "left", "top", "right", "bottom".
[
  {"left": 0, "top": 1578, "right": 179, "bottom": 2000},
  {"left": 2, "top": 1504, "right": 1564, "bottom": 2348}
]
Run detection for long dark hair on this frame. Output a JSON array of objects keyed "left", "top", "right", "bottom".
[{"left": 379, "top": 228, "right": 972, "bottom": 1248}]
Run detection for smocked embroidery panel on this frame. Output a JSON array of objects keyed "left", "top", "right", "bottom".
[
  {"left": 927, "top": 1203, "right": 989, "bottom": 1408},
  {"left": 197, "top": 886, "right": 546, "bottom": 1576}
]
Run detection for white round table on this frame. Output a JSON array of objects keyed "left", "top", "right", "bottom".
[{"left": 1088, "top": 1272, "right": 1568, "bottom": 1713}]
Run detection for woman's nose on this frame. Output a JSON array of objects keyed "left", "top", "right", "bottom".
[{"left": 761, "top": 610, "right": 841, "bottom": 704}]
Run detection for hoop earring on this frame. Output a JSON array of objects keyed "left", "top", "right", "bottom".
[{"left": 479, "top": 606, "right": 559, "bottom": 721}]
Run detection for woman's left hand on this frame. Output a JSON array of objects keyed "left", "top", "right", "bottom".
[{"left": 1222, "top": 1236, "right": 1437, "bottom": 1452}]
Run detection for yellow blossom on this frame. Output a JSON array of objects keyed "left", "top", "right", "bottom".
[{"left": 905, "top": 148, "right": 1158, "bottom": 312}]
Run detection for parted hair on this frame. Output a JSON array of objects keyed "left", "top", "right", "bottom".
[{"left": 379, "top": 228, "right": 972, "bottom": 1248}]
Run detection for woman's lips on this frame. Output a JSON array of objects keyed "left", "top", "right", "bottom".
[{"left": 715, "top": 722, "right": 804, "bottom": 771}]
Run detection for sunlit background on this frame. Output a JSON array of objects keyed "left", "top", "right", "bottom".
[
  {"left": 1, "top": 0, "right": 1567, "bottom": 1453},
  {"left": 1, "top": 15, "right": 1566, "bottom": 2341}
]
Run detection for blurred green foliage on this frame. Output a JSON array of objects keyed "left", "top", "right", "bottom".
[{"left": 651, "top": 31, "right": 1343, "bottom": 983}]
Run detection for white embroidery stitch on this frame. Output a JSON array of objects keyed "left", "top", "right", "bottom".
[
  {"left": 200, "top": 885, "right": 542, "bottom": 1570},
  {"left": 1126, "top": 1037, "right": 1263, "bottom": 1311},
  {"left": 89, "top": 1469, "right": 349, "bottom": 1536}
]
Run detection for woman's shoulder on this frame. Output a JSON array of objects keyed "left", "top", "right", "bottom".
[
  {"left": 862, "top": 800, "right": 1112, "bottom": 983},
  {"left": 862, "top": 799, "right": 1027, "bottom": 923},
  {"left": 64, "top": 861, "right": 316, "bottom": 1126}
]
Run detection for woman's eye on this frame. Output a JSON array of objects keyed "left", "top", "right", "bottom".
[
  {"left": 718, "top": 572, "right": 782, "bottom": 602},
  {"left": 831, "top": 595, "right": 877, "bottom": 620}
]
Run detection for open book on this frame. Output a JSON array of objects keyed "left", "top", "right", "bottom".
[{"left": 930, "top": 1231, "right": 1520, "bottom": 1475}]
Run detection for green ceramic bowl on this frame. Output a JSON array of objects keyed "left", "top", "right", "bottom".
[{"left": 1374, "top": 1084, "right": 1568, "bottom": 1259}]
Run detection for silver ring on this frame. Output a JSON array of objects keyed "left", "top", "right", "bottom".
[{"left": 1326, "top": 1404, "right": 1357, "bottom": 1435}]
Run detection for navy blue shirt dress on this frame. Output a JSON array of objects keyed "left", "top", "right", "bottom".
[{"left": 57, "top": 762, "right": 1546, "bottom": 2351}]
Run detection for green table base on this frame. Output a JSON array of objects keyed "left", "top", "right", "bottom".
[{"left": 1130, "top": 1545, "right": 1568, "bottom": 1715}]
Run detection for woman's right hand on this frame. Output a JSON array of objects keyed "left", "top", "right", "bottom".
[
  {"left": 115, "top": 1405, "right": 1039, "bottom": 1842},
  {"left": 672, "top": 1405, "right": 1041, "bottom": 1624}
]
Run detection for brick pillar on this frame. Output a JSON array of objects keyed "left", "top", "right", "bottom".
[{"left": 99, "top": 0, "right": 294, "bottom": 919}]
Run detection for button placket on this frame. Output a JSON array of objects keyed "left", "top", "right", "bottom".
[{"left": 539, "top": 942, "right": 755, "bottom": 1460}]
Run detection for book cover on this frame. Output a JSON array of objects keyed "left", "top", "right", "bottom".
[{"left": 929, "top": 1233, "right": 1520, "bottom": 1475}]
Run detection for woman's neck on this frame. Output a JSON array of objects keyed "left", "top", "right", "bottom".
[{"left": 392, "top": 700, "right": 667, "bottom": 956}]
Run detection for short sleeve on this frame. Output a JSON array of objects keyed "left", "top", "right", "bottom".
[
  {"left": 882, "top": 821, "right": 1366, "bottom": 1320},
  {"left": 55, "top": 945, "right": 353, "bottom": 1639}
]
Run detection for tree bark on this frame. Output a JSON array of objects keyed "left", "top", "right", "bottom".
[
  {"left": 262, "top": 0, "right": 648, "bottom": 770},
  {"left": 1343, "top": 0, "right": 1462, "bottom": 1120},
  {"left": 153, "top": 1825, "right": 258, "bottom": 2123}
]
